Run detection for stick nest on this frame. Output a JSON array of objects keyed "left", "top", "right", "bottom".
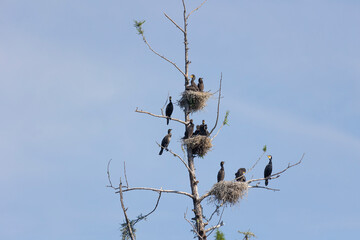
[
  {"left": 183, "top": 135, "right": 212, "bottom": 157},
  {"left": 178, "top": 90, "right": 212, "bottom": 113},
  {"left": 208, "top": 181, "right": 248, "bottom": 206}
]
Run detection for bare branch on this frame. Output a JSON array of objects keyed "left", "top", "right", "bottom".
[
  {"left": 211, "top": 123, "right": 224, "bottom": 141},
  {"left": 206, "top": 207, "right": 225, "bottom": 236},
  {"left": 199, "top": 192, "right": 211, "bottom": 203},
  {"left": 117, "top": 187, "right": 194, "bottom": 199},
  {"left": 156, "top": 142, "right": 195, "bottom": 177},
  {"left": 106, "top": 159, "right": 115, "bottom": 189},
  {"left": 160, "top": 93, "right": 170, "bottom": 116},
  {"left": 187, "top": 0, "right": 209, "bottom": 19},
  {"left": 204, "top": 203, "right": 224, "bottom": 226},
  {"left": 184, "top": 208, "right": 203, "bottom": 239},
  {"left": 209, "top": 73, "right": 223, "bottom": 135},
  {"left": 247, "top": 153, "right": 305, "bottom": 184},
  {"left": 247, "top": 150, "right": 266, "bottom": 174},
  {"left": 119, "top": 180, "right": 136, "bottom": 240},
  {"left": 135, "top": 108, "right": 188, "bottom": 125},
  {"left": 141, "top": 35, "right": 186, "bottom": 77},
  {"left": 133, "top": 192, "right": 162, "bottom": 225},
  {"left": 164, "top": 13, "right": 185, "bottom": 33},
  {"left": 248, "top": 185, "right": 280, "bottom": 192},
  {"left": 124, "top": 161, "right": 129, "bottom": 188}
]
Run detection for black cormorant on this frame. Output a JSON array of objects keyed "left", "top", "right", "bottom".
[
  {"left": 217, "top": 161, "right": 225, "bottom": 182},
  {"left": 264, "top": 155, "right": 273, "bottom": 186},
  {"left": 198, "top": 78, "right": 204, "bottom": 92},
  {"left": 184, "top": 119, "right": 194, "bottom": 139},
  {"left": 199, "top": 120, "right": 209, "bottom": 136},
  {"left": 186, "top": 74, "right": 199, "bottom": 91},
  {"left": 193, "top": 125, "right": 200, "bottom": 136},
  {"left": 159, "top": 129, "right": 172, "bottom": 155},
  {"left": 235, "top": 168, "right": 246, "bottom": 182},
  {"left": 165, "top": 96, "right": 173, "bottom": 125}
]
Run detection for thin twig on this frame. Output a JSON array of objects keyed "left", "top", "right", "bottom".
[
  {"left": 204, "top": 203, "right": 224, "bottom": 226},
  {"left": 106, "top": 159, "right": 115, "bottom": 189},
  {"left": 211, "top": 123, "right": 224, "bottom": 141},
  {"left": 184, "top": 208, "right": 203, "bottom": 239},
  {"left": 247, "top": 151, "right": 266, "bottom": 174},
  {"left": 160, "top": 93, "right": 170, "bottom": 116},
  {"left": 247, "top": 153, "right": 305, "bottom": 184},
  {"left": 156, "top": 142, "right": 195, "bottom": 177},
  {"left": 248, "top": 185, "right": 280, "bottom": 192},
  {"left": 209, "top": 73, "right": 223, "bottom": 135},
  {"left": 206, "top": 207, "right": 225, "bottom": 236},
  {"left": 135, "top": 108, "right": 188, "bottom": 125},
  {"left": 119, "top": 180, "right": 136, "bottom": 240},
  {"left": 141, "top": 35, "right": 186, "bottom": 77},
  {"left": 124, "top": 161, "right": 129, "bottom": 188},
  {"left": 187, "top": 0, "right": 209, "bottom": 19},
  {"left": 117, "top": 187, "right": 194, "bottom": 199},
  {"left": 133, "top": 192, "right": 162, "bottom": 225},
  {"left": 164, "top": 13, "right": 185, "bottom": 33}
]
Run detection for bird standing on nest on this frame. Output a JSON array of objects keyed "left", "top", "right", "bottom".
[
  {"left": 159, "top": 129, "right": 172, "bottom": 155},
  {"left": 193, "top": 125, "right": 200, "bottom": 136},
  {"left": 199, "top": 120, "right": 209, "bottom": 136},
  {"left": 184, "top": 119, "right": 194, "bottom": 139},
  {"left": 186, "top": 74, "right": 199, "bottom": 91},
  {"left": 235, "top": 168, "right": 247, "bottom": 182},
  {"left": 165, "top": 96, "right": 173, "bottom": 125},
  {"left": 264, "top": 155, "right": 273, "bottom": 186},
  {"left": 198, "top": 77, "right": 204, "bottom": 92},
  {"left": 217, "top": 161, "right": 225, "bottom": 182}
]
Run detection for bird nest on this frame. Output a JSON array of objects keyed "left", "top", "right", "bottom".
[
  {"left": 178, "top": 90, "right": 212, "bottom": 113},
  {"left": 183, "top": 135, "right": 212, "bottom": 157},
  {"left": 208, "top": 181, "right": 248, "bottom": 206}
]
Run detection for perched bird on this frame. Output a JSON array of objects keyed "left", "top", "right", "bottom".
[
  {"left": 264, "top": 155, "right": 273, "bottom": 186},
  {"left": 186, "top": 74, "right": 199, "bottom": 91},
  {"left": 159, "top": 129, "right": 172, "bottom": 155},
  {"left": 193, "top": 125, "right": 200, "bottom": 136},
  {"left": 198, "top": 78, "right": 204, "bottom": 92},
  {"left": 217, "top": 161, "right": 225, "bottom": 182},
  {"left": 165, "top": 96, "right": 173, "bottom": 125},
  {"left": 235, "top": 168, "right": 247, "bottom": 182},
  {"left": 184, "top": 119, "right": 194, "bottom": 139},
  {"left": 199, "top": 120, "right": 209, "bottom": 136}
]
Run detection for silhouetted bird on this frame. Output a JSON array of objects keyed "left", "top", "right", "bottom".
[
  {"left": 165, "top": 96, "right": 173, "bottom": 125},
  {"left": 217, "top": 161, "right": 225, "bottom": 182},
  {"left": 159, "top": 129, "right": 172, "bottom": 155},
  {"left": 235, "top": 168, "right": 247, "bottom": 182},
  {"left": 184, "top": 119, "right": 194, "bottom": 139},
  {"left": 193, "top": 125, "right": 200, "bottom": 136},
  {"left": 264, "top": 155, "right": 273, "bottom": 186},
  {"left": 199, "top": 120, "right": 209, "bottom": 136},
  {"left": 186, "top": 74, "right": 199, "bottom": 91},
  {"left": 198, "top": 78, "right": 204, "bottom": 92}
]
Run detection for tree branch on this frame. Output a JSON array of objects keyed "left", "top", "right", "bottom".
[
  {"left": 247, "top": 150, "right": 266, "bottom": 174},
  {"left": 141, "top": 35, "right": 186, "bottom": 77},
  {"left": 199, "top": 192, "right": 211, "bottom": 203},
  {"left": 209, "top": 73, "right": 223, "bottom": 135},
  {"left": 164, "top": 13, "right": 185, "bottom": 33},
  {"left": 133, "top": 192, "right": 162, "bottom": 225},
  {"left": 248, "top": 185, "right": 280, "bottom": 192},
  {"left": 135, "top": 108, "right": 188, "bottom": 125},
  {"left": 184, "top": 208, "right": 203, "bottom": 239},
  {"left": 117, "top": 187, "right": 194, "bottom": 199},
  {"left": 119, "top": 180, "right": 136, "bottom": 240},
  {"left": 204, "top": 203, "right": 224, "bottom": 226},
  {"left": 206, "top": 207, "right": 225, "bottom": 236},
  {"left": 247, "top": 153, "right": 305, "bottom": 184},
  {"left": 187, "top": 0, "right": 209, "bottom": 19}
]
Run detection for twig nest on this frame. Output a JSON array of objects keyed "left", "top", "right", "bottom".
[
  {"left": 178, "top": 90, "right": 212, "bottom": 113},
  {"left": 208, "top": 181, "right": 248, "bottom": 206},
  {"left": 183, "top": 135, "right": 212, "bottom": 157}
]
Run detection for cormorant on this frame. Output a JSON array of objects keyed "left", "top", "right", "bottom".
[
  {"left": 193, "top": 125, "right": 200, "bottom": 136},
  {"left": 217, "top": 161, "right": 225, "bottom": 182},
  {"left": 159, "top": 129, "right": 172, "bottom": 155},
  {"left": 235, "top": 168, "right": 246, "bottom": 182},
  {"left": 165, "top": 96, "right": 173, "bottom": 125},
  {"left": 264, "top": 155, "right": 273, "bottom": 186},
  {"left": 198, "top": 78, "right": 204, "bottom": 92},
  {"left": 186, "top": 74, "right": 199, "bottom": 91},
  {"left": 199, "top": 120, "right": 209, "bottom": 136},
  {"left": 184, "top": 119, "right": 194, "bottom": 139}
]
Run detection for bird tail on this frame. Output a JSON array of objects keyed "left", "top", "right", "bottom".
[
  {"left": 265, "top": 179, "right": 269, "bottom": 186},
  {"left": 167, "top": 117, "right": 170, "bottom": 125},
  {"left": 159, "top": 148, "right": 164, "bottom": 155}
]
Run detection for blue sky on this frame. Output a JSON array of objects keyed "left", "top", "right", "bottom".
[{"left": 1, "top": 0, "right": 359, "bottom": 239}]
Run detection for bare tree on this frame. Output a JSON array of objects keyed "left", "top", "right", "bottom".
[{"left": 107, "top": 1, "right": 303, "bottom": 239}]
